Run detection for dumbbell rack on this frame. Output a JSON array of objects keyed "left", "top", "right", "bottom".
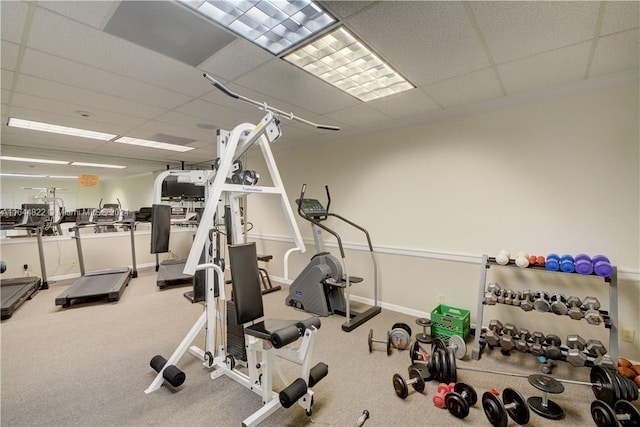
[{"left": 471, "top": 254, "right": 618, "bottom": 363}]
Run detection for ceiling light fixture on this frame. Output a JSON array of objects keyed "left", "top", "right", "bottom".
[
  {"left": 0, "top": 173, "right": 48, "bottom": 178},
  {"left": 70, "top": 162, "right": 126, "bottom": 169},
  {"left": 177, "top": 0, "right": 335, "bottom": 55},
  {"left": 284, "top": 27, "right": 414, "bottom": 102},
  {"left": 48, "top": 175, "right": 78, "bottom": 179},
  {"left": 0, "top": 155, "right": 69, "bottom": 165},
  {"left": 7, "top": 117, "right": 118, "bottom": 141},
  {"left": 114, "top": 136, "right": 194, "bottom": 152}
]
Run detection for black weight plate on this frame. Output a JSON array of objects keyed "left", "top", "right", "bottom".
[
  {"left": 527, "top": 396, "right": 565, "bottom": 420},
  {"left": 455, "top": 382, "right": 477, "bottom": 406},
  {"left": 591, "top": 366, "right": 618, "bottom": 406},
  {"left": 392, "top": 322, "right": 413, "bottom": 337},
  {"left": 409, "top": 368, "right": 425, "bottom": 393},
  {"left": 482, "top": 391, "right": 507, "bottom": 427},
  {"left": 368, "top": 329, "right": 373, "bottom": 353},
  {"left": 410, "top": 341, "right": 420, "bottom": 363},
  {"left": 620, "top": 376, "right": 634, "bottom": 403},
  {"left": 614, "top": 400, "right": 640, "bottom": 426},
  {"left": 614, "top": 370, "right": 629, "bottom": 402},
  {"left": 447, "top": 348, "right": 458, "bottom": 384},
  {"left": 386, "top": 330, "right": 392, "bottom": 356},
  {"left": 625, "top": 376, "right": 638, "bottom": 401},
  {"left": 544, "top": 334, "right": 562, "bottom": 347},
  {"left": 432, "top": 347, "right": 442, "bottom": 382},
  {"left": 439, "top": 349, "right": 449, "bottom": 384},
  {"left": 503, "top": 387, "right": 530, "bottom": 425},
  {"left": 409, "top": 363, "right": 433, "bottom": 382},
  {"left": 432, "top": 338, "right": 446, "bottom": 352},
  {"left": 528, "top": 374, "right": 565, "bottom": 394},
  {"left": 446, "top": 392, "right": 470, "bottom": 419},
  {"left": 591, "top": 400, "right": 617, "bottom": 427},
  {"left": 392, "top": 373, "right": 408, "bottom": 399}
]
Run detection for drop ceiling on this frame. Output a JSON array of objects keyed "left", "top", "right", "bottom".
[{"left": 1, "top": 1, "right": 638, "bottom": 180}]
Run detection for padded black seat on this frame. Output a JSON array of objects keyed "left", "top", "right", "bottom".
[{"left": 245, "top": 319, "right": 300, "bottom": 341}]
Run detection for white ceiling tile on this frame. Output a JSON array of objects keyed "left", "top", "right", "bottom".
[
  {"left": 1, "top": 41, "right": 20, "bottom": 71},
  {"left": 498, "top": 42, "right": 592, "bottom": 95},
  {"left": 368, "top": 88, "right": 441, "bottom": 119},
  {"left": 9, "top": 92, "right": 146, "bottom": 132},
  {"left": 36, "top": 1, "right": 119, "bottom": 29},
  {"left": 471, "top": 1, "right": 600, "bottom": 64},
  {"left": 20, "top": 48, "right": 192, "bottom": 110},
  {"left": 2, "top": 69, "right": 14, "bottom": 91},
  {"left": 322, "top": 103, "right": 392, "bottom": 128},
  {"left": 1, "top": 89, "right": 10, "bottom": 105},
  {"left": 199, "top": 39, "right": 273, "bottom": 80},
  {"left": 590, "top": 29, "right": 640, "bottom": 78},
  {"left": 600, "top": 1, "right": 640, "bottom": 36},
  {"left": 0, "top": 1, "right": 29, "bottom": 43},
  {"left": 320, "top": 1, "right": 374, "bottom": 19},
  {"left": 26, "top": 7, "right": 210, "bottom": 97},
  {"left": 176, "top": 99, "right": 262, "bottom": 130},
  {"left": 347, "top": 1, "right": 490, "bottom": 85},
  {"left": 15, "top": 74, "right": 166, "bottom": 120},
  {"left": 426, "top": 68, "right": 504, "bottom": 108},
  {"left": 235, "top": 59, "right": 359, "bottom": 114},
  {"left": 127, "top": 120, "right": 213, "bottom": 144}
]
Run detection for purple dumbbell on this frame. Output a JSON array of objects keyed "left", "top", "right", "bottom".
[
  {"left": 592, "top": 255, "right": 613, "bottom": 277},
  {"left": 574, "top": 254, "right": 593, "bottom": 275}
]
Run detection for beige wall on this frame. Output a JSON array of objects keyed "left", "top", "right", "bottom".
[{"left": 245, "top": 81, "right": 640, "bottom": 360}]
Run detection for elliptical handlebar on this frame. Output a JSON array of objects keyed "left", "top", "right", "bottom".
[{"left": 324, "top": 185, "right": 331, "bottom": 214}]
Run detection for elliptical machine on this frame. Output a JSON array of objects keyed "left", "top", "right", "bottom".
[{"left": 286, "top": 184, "right": 381, "bottom": 332}]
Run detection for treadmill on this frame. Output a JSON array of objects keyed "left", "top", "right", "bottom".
[
  {"left": 154, "top": 207, "right": 199, "bottom": 289},
  {"left": 55, "top": 206, "right": 137, "bottom": 308},
  {"left": 1, "top": 204, "right": 50, "bottom": 319}
]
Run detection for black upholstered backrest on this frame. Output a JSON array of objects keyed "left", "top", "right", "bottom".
[
  {"left": 150, "top": 204, "right": 171, "bottom": 254},
  {"left": 229, "top": 242, "right": 264, "bottom": 324}
]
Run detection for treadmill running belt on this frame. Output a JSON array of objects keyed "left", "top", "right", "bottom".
[
  {"left": 1, "top": 277, "right": 42, "bottom": 319},
  {"left": 55, "top": 268, "right": 131, "bottom": 308}
]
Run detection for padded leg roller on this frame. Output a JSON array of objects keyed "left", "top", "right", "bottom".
[
  {"left": 280, "top": 378, "right": 308, "bottom": 409},
  {"left": 270, "top": 324, "right": 301, "bottom": 349},
  {"left": 150, "top": 355, "right": 186, "bottom": 388},
  {"left": 308, "top": 362, "right": 329, "bottom": 387}
]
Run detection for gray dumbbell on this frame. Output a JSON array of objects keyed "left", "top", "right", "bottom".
[
  {"left": 520, "top": 291, "right": 534, "bottom": 312},
  {"left": 533, "top": 291, "right": 550, "bottom": 312},
  {"left": 586, "top": 339, "right": 614, "bottom": 368},
  {"left": 528, "top": 331, "right": 545, "bottom": 356},
  {"left": 550, "top": 293, "right": 568, "bottom": 315},
  {"left": 510, "top": 291, "right": 522, "bottom": 306},
  {"left": 499, "top": 323, "right": 518, "bottom": 353},
  {"left": 566, "top": 334, "right": 588, "bottom": 367},
  {"left": 497, "top": 289, "right": 509, "bottom": 305},
  {"left": 582, "top": 297, "right": 603, "bottom": 325},
  {"left": 515, "top": 329, "right": 530, "bottom": 353},
  {"left": 566, "top": 296, "right": 584, "bottom": 320},
  {"left": 484, "top": 283, "right": 501, "bottom": 305},
  {"left": 485, "top": 320, "right": 503, "bottom": 347}
]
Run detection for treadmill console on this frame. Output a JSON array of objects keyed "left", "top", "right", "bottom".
[{"left": 298, "top": 198, "right": 327, "bottom": 218}]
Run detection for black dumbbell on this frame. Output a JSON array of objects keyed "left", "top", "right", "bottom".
[
  {"left": 591, "top": 399, "right": 640, "bottom": 427},
  {"left": 482, "top": 388, "right": 531, "bottom": 427},
  {"left": 445, "top": 382, "right": 478, "bottom": 419},
  {"left": 368, "top": 329, "right": 392, "bottom": 355},
  {"left": 392, "top": 368, "right": 425, "bottom": 399}
]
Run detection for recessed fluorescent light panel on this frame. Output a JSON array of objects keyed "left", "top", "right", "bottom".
[
  {"left": 178, "top": 0, "right": 335, "bottom": 55},
  {"left": 0, "top": 156, "right": 69, "bottom": 165},
  {"left": 284, "top": 27, "right": 414, "bottom": 102},
  {"left": 48, "top": 176, "right": 78, "bottom": 179},
  {"left": 0, "top": 173, "right": 48, "bottom": 178},
  {"left": 7, "top": 118, "right": 117, "bottom": 141},
  {"left": 114, "top": 136, "right": 194, "bottom": 152},
  {"left": 70, "top": 162, "right": 126, "bottom": 169}
]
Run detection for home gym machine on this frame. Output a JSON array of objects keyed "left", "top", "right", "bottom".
[
  {"left": 145, "top": 73, "right": 337, "bottom": 426},
  {"left": 285, "top": 185, "right": 381, "bottom": 332}
]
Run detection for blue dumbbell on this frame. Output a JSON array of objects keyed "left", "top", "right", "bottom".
[
  {"left": 559, "top": 255, "right": 575, "bottom": 273},
  {"left": 574, "top": 254, "right": 593, "bottom": 275},
  {"left": 592, "top": 255, "right": 613, "bottom": 277},
  {"left": 545, "top": 254, "right": 560, "bottom": 271}
]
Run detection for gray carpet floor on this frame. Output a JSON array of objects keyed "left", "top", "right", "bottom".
[{"left": 1, "top": 267, "right": 629, "bottom": 426}]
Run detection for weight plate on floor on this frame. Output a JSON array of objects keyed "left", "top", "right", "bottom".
[
  {"left": 409, "top": 368, "right": 425, "bottom": 393},
  {"left": 527, "top": 396, "right": 564, "bottom": 420},
  {"left": 528, "top": 374, "right": 565, "bottom": 394},
  {"left": 614, "top": 400, "right": 640, "bottom": 426},
  {"left": 449, "top": 334, "right": 467, "bottom": 359},
  {"left": 446, "top": 347, "right": 457, "bottom": 384},
  {"left": 432, "top": 347, "right": 442, "bottom": 382},
  {"left": 503, "top": 387, "right": 530, "bottom": 425},
  {"left": 446, "top": 392, "right": 470, "bottom": 419},
  {"left": 386, "top": 330, "right": 392, "bottom": 356},
  {"left": 392, "top": 322, "right": 413, "bottom": 337},
  {"left": 482, "top": 391, "right": 507, "bottom": 427},
  {"left": 591, "top": 366, "right": 618, "bottom": 406},
  {"left": 614, "top": 370, "right": 628, "bottom": 402},
  {"left": 591, "top": 400, "right": 617, "bottom": 427},
  {"left": 455, "top": 382, "right": 477, "bottom": 406},
  {"left": 439, "top": 349, "right": 449, "bottom": 383}
]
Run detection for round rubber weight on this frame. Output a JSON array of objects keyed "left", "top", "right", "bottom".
[
  {"left": 163, "top": 364, "right": 186, "bottom": 387},
  {"left": 527, "top": 396, "right": 564, "bottom": 420}
]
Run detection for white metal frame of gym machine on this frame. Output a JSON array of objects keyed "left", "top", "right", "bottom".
[{"left": 145, "top": 74, "right": 339, "bottom": 426}]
